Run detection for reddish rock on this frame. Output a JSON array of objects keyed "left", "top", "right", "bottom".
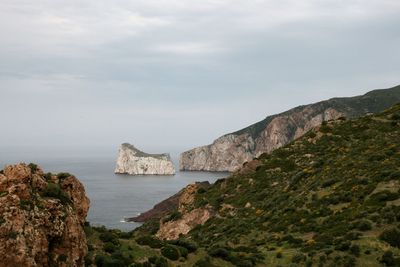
[{"left": 0, "top": 163, "right": 89, "bottom": 267}]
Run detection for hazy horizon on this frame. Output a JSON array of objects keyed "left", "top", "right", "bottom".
[{"left": 1, "top": 1, "right": 399, "bottom": 154}]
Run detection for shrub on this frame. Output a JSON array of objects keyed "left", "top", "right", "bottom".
[
  {"left": 42, "top": 183, "right": 71, "bottom": 205},
  {"left": 321, "top": 178, "right": 339, "bottom": 188},
  {"left": 354, "top": 219, "right": 372, "bottom": 231},
  {"left": 177, "top": 246, "right": 188, "bottom": 258},
  {"left": 380, "top": 251, "right": 397, "bottom": 266},
  {"left": 291, "top": 252, "right": 306, "bottom": 263},
  {"left": 162, "top": 210, "right": 182, "bottom": 223},
  {"left": 276, "top": 251, "right": 283, "bottom": 258},
  {"left": 349, "top": 244, "right": 360, "bottom": 257},
  {"left": 104, "top": 242, "right": 117, "bottom": 253},
  {"left": 136, "top": 235, "right": 164, "bottom": 248},
  {"left": 168, "top": 239, "right": 198, "bottom": 252},
  {"left": 28, "top": 163, "right": 38, "bottom": 173},
  {"left": 44, "top": 172, "right": 52, "bottom": 181},
  {"left": 148, "top": 256, "right": 168, "bottom": 267},
  {"left": 161, "top": 245, "right": 180, "bottom": 261},
  {"left": 99, "top": 232, "right": 119, "bottom": 245},
  {"left": 334, "top": 239, "right": 350, "bottom": 251},
  {"left": 197, "top": 187, "right": 207, "bottom": 194},
  {"left": 95, "top": 254, "right": 107, "bottom": 267},
  {"left": 58, "top": 254, "right": 67, "bottom": 262},
  {"left": 194, "top": 257, "right": 217, "bottom": 267},
  {"left": 57, "top": 172, "right": 71, "bottom": 180},
  {"left": 208, "top": 246, "right": 230, "bottom": 259},
  {"left": 379, "top": 227, "right": 400, "bottom": 248}
]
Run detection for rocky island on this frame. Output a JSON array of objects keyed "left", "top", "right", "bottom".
[{"left": 115, "top": 143, "right": 175, "bottom": 175}]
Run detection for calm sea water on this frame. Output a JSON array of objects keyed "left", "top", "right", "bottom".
[{"left": 0, "top": 147, "right": 228, "bottom": 231}]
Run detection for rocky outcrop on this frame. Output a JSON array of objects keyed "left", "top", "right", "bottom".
[
  {"left": 127, "top": 182, "right": 210, "bottom": 222},
  {"left": 180, "top": 85, "right": 400, "bottom": 171},
  {"left": 115, "top": 143, "right": 175, "bottom": 175},
  {"left": 0, "top": 163, "right": 90, "bottom": 267},
  {"left": 156, "top": 208, "right": 212, "bottom": 240}
]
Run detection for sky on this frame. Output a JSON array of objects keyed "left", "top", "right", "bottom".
[{"left": 0, "top": 0, "right": 399, "bottom": 154}]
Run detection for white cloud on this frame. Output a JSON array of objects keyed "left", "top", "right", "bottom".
[{"left": 152, "top": 42, "right": 223, "bottom": 55}]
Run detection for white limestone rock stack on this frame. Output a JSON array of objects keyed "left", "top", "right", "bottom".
[{"left": 115, "top": 143, "right": 175, "bottom": 175}]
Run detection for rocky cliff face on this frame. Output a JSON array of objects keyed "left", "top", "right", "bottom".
[
  {"left": 155, "top": 182, "right": 213, "bottom": 240},
  {"left": 0, "top": 163, "right": 90, "bottom": 267},
  {"left": 180, "top": 85, "right": 400, "bottom": 172},
  {"left": 115, "top": 143, "right": 175, "bottom": 175},
  {"left": 127, "top": 182, "right": 210, "bottom": 223}
]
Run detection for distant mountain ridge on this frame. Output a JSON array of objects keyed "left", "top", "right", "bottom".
[{"left": 180, "top": 84, "right": 400, "bottom": 172}]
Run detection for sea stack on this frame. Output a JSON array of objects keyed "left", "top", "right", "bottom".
[{"left": 115, "top": 143, "right": 176, "bottom": 175}]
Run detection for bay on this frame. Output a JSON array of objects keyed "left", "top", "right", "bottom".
[{"left": 0, "top": 147, "right": 228, "bottom": 231}]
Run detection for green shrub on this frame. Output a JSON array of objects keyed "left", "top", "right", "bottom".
[
  {"left": 148, "top": 256, "right": 168, "bottom": 267},
  {"left": 354, "top": 219, "right": 372, "bottom": 231},
  {"left": 168, "top": 239, "right": 198, "bottom": 252},
  {"left": 28, "top": 163, "right": 38, "bottom": 173},
  {"left": 44, "top": 173, "right": 52, "bottom": 181},
  {"left": 136, "top": 235, "right": 164, "bottom": 248},
  {"left": 99, "top": 232, "right": 119, "bottom": 245},
  {"left": 321, "top": 178, "right": 339, "bottom": 188},
  {"left": 379, "top": 227, "right": 400, "bottom": 248},
  {"left": 57, "top": 172, "right": 71, "bottom": 180},
  {"left": 349, "top": 244, "right": 360, "bottom": 256},
  {"left": 42, "top": 183, "right": 71, "bottom": 205},
  {"left": 208, "top": 246, "right": 230, "bottom": 259},
  {"left": 58, "top": 254, "right": 67, "bottom": 262},
  {"left": 161, "top": 245, "right": 180, "bottom": 261},
  {"left": 194, "top": 256, "right": 217, "bottom": 267},
  {"left": 162, "top": 210, "right": 182, "bottom": 223},
  {"left": 380, "top": 251, "right": 397, "bottom": 266},
  {"left": 95, "top": 254, "right": 107, "bottom": 267},
  {"left": 291, "top": 252, "right": 306, "bottom": 263},
  {"left": 104, "top": 242, "right": 117, "bottom": 253},
  {"left": 177, "top": 246, "right": 188, "bottom": 258}
]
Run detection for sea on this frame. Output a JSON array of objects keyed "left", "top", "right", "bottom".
[{"left": 0, "top": 146, "right": 228, "bottom": 231}]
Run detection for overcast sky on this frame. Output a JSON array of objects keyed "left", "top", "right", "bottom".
[{"left": 0, "top": 0, "right": 399, "bottom": 154}]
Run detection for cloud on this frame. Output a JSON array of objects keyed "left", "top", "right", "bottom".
[
  {"left": 151, "top": 41, "right": 224, "bottom": 55},
  {"left": 0, "top": 0, "right": 399, "bottom": 150}
]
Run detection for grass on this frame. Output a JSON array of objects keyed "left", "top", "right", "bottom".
[{"left": 88, "top": 103, "right": 400, "bottom": 266}]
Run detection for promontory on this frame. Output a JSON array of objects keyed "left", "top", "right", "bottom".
[{"left": 115, "top": 143, "right": 175, "bottom": 175}]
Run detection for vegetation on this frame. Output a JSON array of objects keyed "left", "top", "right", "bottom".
[
  {"left": 42, "top": 182, "right": 71, "bottom": 205},
  {"left": 87, "top": 103, "right": 400, "bottom": 266}
]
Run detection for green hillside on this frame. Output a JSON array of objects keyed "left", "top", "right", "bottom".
[
  {"left": 231, "top": 85, "right": 400, "bottom": 139},
  {"left": 87, "top": 103, "right": 400, "bottom": 267}
]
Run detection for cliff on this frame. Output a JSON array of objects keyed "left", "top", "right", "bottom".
[
  {"left": 180, "top": 85, "right": 400, "bottom": 171},
  {"left": 115, "top": 143, "right": 175, "bottom": 175},
  {"left": 0, "top": 163, "right": 90, "bottom": 267},
  {"left": 126, "top": 181, "right": 210, "bottom": 223}
]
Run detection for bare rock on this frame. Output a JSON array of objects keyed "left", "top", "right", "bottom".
[
  {"left": 156, "top": 208, "right": 212, "bottom": 240},
  {"left": 0, "top": 163, "right": 89, "bottom": 267},
  {"left": 180, "top": 86, "right": 400, "bottom": 171},
  {"left": 115, "top": 143, "right": 175, "bottom": 175}
]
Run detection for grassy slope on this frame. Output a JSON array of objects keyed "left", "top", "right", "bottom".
[
  {"left": 231, "top": 84, "right": 400, "bottom": 139},
  {"left": 88, "top": 103, "right": 400, "bottom": 267}
]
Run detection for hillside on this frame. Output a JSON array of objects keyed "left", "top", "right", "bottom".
[
  {"left": 87, "top": 103, "right": 400, "bottom": 267},
  {"left": 180, "top": 84, "right": 400, "bottom": 172}
]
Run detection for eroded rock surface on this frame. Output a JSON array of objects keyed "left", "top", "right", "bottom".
[
  {"left": 180, "top": 85, "right": 400, "bottom": 171},
  {"left": 128, "top": 182, "right": 210, "bottom": 223},
  {"left": 156, "top": 208, "right": 212, "bottom": 240},
  {"left": 115, "top": 143, "right": 175, "bottom": 175},
  {"left": 0, "top": 163, "right": 90, "bottom": 267}
]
